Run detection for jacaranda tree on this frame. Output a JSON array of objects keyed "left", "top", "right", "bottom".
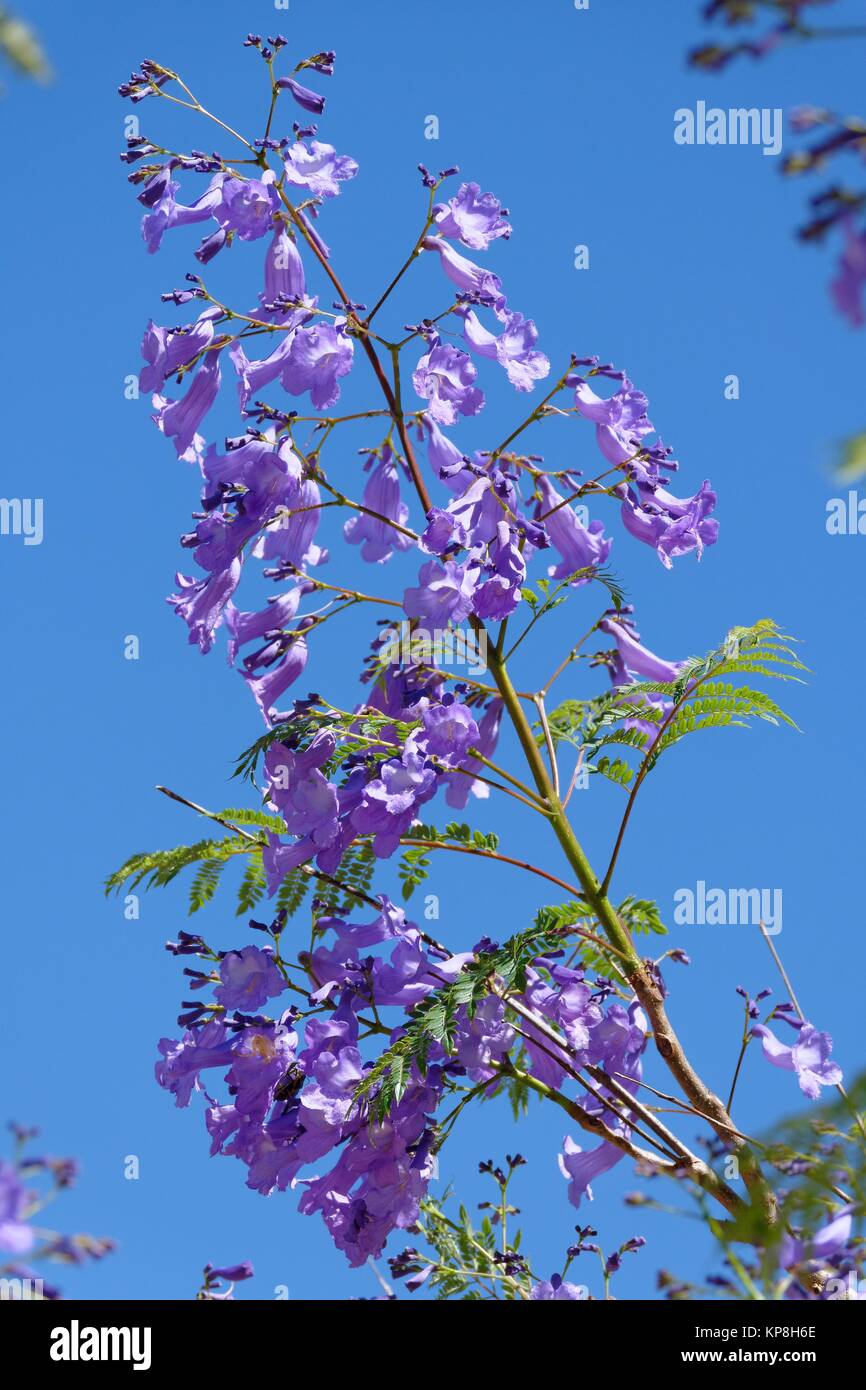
[{"left": 103, "top": 32, "right": 865, "bottom": 1301}]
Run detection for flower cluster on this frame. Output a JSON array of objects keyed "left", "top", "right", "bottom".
[
  {"left": 0, "top": 1125, "right": 114, "bottom": 1299},
  {"left": 121, "top": 38, "right": 719, "bottom": 748},
  {"left": 195, "top": 1260, "right": 255, "bottom": 1300},
  {"left": 157, "top": 905, "right": 656, "bottom": 1266},
  {"left": 688, "top": 0, "right": 841, "bottom": 71},
  {"left": 783, "top": 107, "right": 866, "bottom": 327},
  {"left": 119, "top": 33, "right": 853, "bottom": 1298}
]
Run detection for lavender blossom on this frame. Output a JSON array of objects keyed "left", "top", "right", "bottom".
[
  {"left": 421, "top": 237, "right": 507, "bottom": 316},
  {"left": 412, "top": 339, "right": 485, "bottom": 425},
  {"left": 752, "top": 1022, "right": 843, "bottom": 1100},
  {"left": 460, "top": 309, "right": 549, "bottom": 391},
  {"left": 282, "top": 140, "right": 358, "bottom": 199},
  {"left": 344, "top": 447, "right": 413, "bottom": 563},
  {"left": 432, "top": 182, "right": 512, "bottom": 250}
]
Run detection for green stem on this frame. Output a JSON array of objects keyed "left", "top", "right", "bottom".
[{"left": 483, "top": 636, "right": 775, "bottom": 1225}]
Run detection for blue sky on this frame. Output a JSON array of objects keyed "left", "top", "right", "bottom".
[{"left": 2, "top": 0, "right": 865, "bottom": 1300}]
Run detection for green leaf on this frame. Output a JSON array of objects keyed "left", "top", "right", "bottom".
[
  {"left": 837, "top": 430, "right": 866, "bottom": 483},
  {"left": 236, "top": 853, "right": 267, "bottom": 917},
  {"left": 104, "top": 836, "right": 252, "bottom": 897},
  {"left": 189, "top": 857, "right": 227, "bottom": 915},
  {"left": 353, "top": 904, "right": 603, "bottom": 1119}
]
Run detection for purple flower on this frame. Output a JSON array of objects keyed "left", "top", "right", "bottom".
[
  {"left": 168, "top": 559, "right": 242, "bottom": 654},
  {"left": 282, "top": 140, "right": 358, "bottom": 199},
  {"left": 152, "top": 349, "right": 222, "bottom": 459},
  {"left": 536, "top": 476, "right": 612, "bottom": 580},
  {"left": 518, "top": 967, "right": 600, "bottom": 1089},
  {"left": 352, "top": 747, "right": 438, "bottom": 857},
  {"left": 403, "top": 558, "right": 479, "bottom": 626},
  {"left": 445, "top": 470, "right": 515, "bottom": 547},
  {"left": 260, "top": 225, "right": 308, "bottom": 318},
  {"left": 443, "top": 698, "right": 503, "bottom": 809},
  {"left": 420, "top": 506, "right": 469, "bottom": 555},
  {"left": 209, "top": 1260, "right": 254, "bottom": 1281},
  {"left": 422, "top": 415, "right": 469, "bottom": 484},
  {"left": 141, "top": 172, "right": 224, "bottom": 254},
  {"left": 328, "top": 897, "right": 412, "bottom": 949},
  {"left": 139, "top": 308, "right": 220, "bottom": 394},
  {"left": 432, "top": 181, "right": 511, "bottom": 250},
  {"left": 0, "top": 1163, "right": 34, "bottom": 1254},
  {"left": 596, "top": 613, "right": 683, "bottom": 741},
  {"left": 216, "top": 174, "right": 279, "bottom": 240},
  {"left": 215, "top": 946, "right": 286, "bottom": 1011},
  {"left": 573, "top": 375, "right": 655, "bottom": 468},
  {"left": 752, "top": 1022, "right": 843, "bottom": 1100},
  {"left": 230, "top": 333, "right": 298, "bottom": 412},
  {"left": 453, "top": 996, "right": 514, "bottom": 1081},
  {"left": 243, "top": 635, "right": 309, "bottom": 724},
  {"left": 421, "top": 237, "right": 507, "bottom": 316},
  {"left": 421, "top": 697, "right": 479, "bottom": 761},
  {"left": 344, "top": 447, "right": 413, "bottom": 563},
  {"left": 226, "top": 589, "right": 304, "bottom": 664},
  {"left": 530, "top": 1274, "right": 586, "bottom": 1301},
  {"left": 155, "top": 1021, "right": 236, "bottom": 1108},
  {"left": 830, "top": 220, "right": 866, "bottom": 327},
  {"left": 262, "top": 831, "right": 318, "bottom": 893},
  {"left": 281, "top": 320, "right": 355, "bottom": 409},
  {"left": 598, "top": 613, "right": 684, "bottom": 685},
  {"left": 188, "top": 434, "right": 304, "bottom": 578},
  {"left": 265, "top": 733, "right": 340, "bottom": 849},
  {"left": 253, "top": 476, "right": 328, "bottom": 571},
  {"left": 460, "top": 309, "right": 549, "bottom": 392},
  {"left": 620, "top": 481, "right": 719, "bottom": 568},
  {"left": 227, "top": 1020, "right": 298, "bottom": 1121},
  {"left": 194, "top": 227, "right": 228, "bottom": 265},
  {"left": 558, "top": 1133, "right": 625, "bottom": 1208},
  {"left": 412, "top": 339, "right": 484, "bottom": 426},
  {"left": 780, "top": 1206, "right": 853, "bottom": 1269},
  {"left": 473, "top": 522, "right": 526, "bottom": 620},
  {"left": 277, "top": 76, "right": 326, "bottom": 115},
  {"left": 295, "top": 1063, "right": 443, "bottom": 1266}
]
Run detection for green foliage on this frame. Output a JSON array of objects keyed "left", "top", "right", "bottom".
[
  {"left": 0, "top": 10, "right": 50, "bottom": 82},
  {"left": 104, "top": 836, "right": 251, "bottom": 897},
  {"left": 532, "top": 895, "right": 665, "bottom": 981},
  {"left": 545, "top": 620, "right": 801, "bottom": 787},
  {"left": 413, "top": 1194, "right": 529, "bottom": 1300},
  {"left": 513, "top": 568, "right": 625, "bottom": 663},
  {"left": 399, "top": 846, "right": 431, "bottom": 901},
  {"left": 235, "top": 855, "right": 267, "bottom": 917},
  {"left": 593, "top": 755, "right": 634, "bottom": 788},
  {"left": 188, "top": 857, "right": 228, "bottom": 915},
  {"left": 543, "top": 698, "right": 586, "bottom": 748},
  {"left": 105, "top": 827, "right": 381, "bottom": 925},
  {"left": 837, "top": 430, "right": 866, "bottom": 483},
  {"left": 232, "top": 709, "right": 420, "bottom": 785},
  {"left": 218, "top": 807, "right": 286, "bottom": 833},
  {"left": 694, "top": 1072, "right": 866, "bottom": 1299},
  {"left": 354, "top": 898, "right": 625, "bottom": 1119},
  {"left": 398, "top": 822, "right": 500, "bottom": 901},
  {"left": 274, "top": 864, "right": 311, "bottom": 919},
  {"left": 617, "top": 896, "right": 666, "bottom": 937},
  {"left": 315, "top": 840, "right": 378, "bottom": 915}
]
